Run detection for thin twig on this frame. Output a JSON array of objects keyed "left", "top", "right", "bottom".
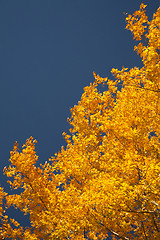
[
  {"left": 105, "top": 227, "right": 130, "bottom": 240},
  {"left": 152, "top": 215, "right": 159, "bottom": 232},
  {"left": 141, "top": 221, "right": 148, "bottom": 240}
]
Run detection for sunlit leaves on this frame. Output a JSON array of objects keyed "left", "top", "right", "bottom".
[{"left": 1, "top": 3, "right": 160, "bottom": 240}]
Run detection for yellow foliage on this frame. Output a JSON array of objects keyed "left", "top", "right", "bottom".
[{"left": 1, "top": 3, "right": 160, "bottom": 239}]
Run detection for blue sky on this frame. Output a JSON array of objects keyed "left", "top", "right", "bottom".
[{"left": 0, "top": 0, "right": 159, "bottom": 229}]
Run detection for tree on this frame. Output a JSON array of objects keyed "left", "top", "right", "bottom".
[{"left": 0, "top": 3, "right": 160, "bottom": 239}]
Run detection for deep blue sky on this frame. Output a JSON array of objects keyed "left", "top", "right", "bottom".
[{"left": 0, "top": 0, "right": 159, "bottom": 230}]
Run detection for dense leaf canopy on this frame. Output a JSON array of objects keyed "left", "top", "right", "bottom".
[{"left": 0, "top": 3, "right": 160, "bottom": 239}]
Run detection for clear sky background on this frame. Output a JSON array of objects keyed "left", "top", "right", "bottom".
[{"left": 0, "top": 0, "right": 160, "bottom": 229}]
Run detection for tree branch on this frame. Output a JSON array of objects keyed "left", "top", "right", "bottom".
[
  {"left": 122, "top": 209, "right": 158, "bottom": 214},
  {"left": 90, "top": 211, "right": 130, "bottom": 240},
  {"left": 23, "top": 173, "right": 49, "bottom": 211},
  {"left": 105, "top": 227, "right": 130, "bottom": 240},
  {"left": 152, "top": 215, "right": 159, "bottom": 232},
  {"left": 141, "top": 220, "right": 148, "bottom": 240},
  {"left": 118, "top": 82, "right": 160, "bottom": 93}
]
